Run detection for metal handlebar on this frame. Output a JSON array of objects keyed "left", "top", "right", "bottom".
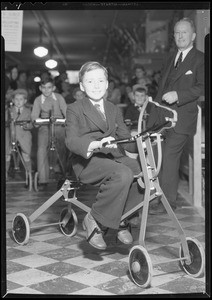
[{"left": 34, "top": 118, "right": 66, "bottom": 125}]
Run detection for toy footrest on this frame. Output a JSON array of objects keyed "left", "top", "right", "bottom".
[{"left": 57, "top": 178, "right": 83, "bottom": 190}]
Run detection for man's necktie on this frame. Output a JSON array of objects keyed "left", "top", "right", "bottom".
[
  {"left": 94, "top": 104, "right": 106, "bottom": 121},
  {"left": 175, "top": 52, "right": 183, "bottom": 69}
]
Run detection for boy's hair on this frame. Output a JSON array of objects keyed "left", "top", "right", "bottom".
[
  {"left": 40, "top": 77, "right": 55, "bottom": 86},
  {"left": 133, "top": 87, "right": 147, "bottom": 95},
  {"left": 79, "top": 61, "right": 108, "bottom": 82},
  {"left": 12, "top": 88, "right": 28, "bottom": 99}
]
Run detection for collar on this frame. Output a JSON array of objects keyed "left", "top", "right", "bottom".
[
  {"left": 15, "top": 106, "right": 23, "bottom": 114},
  {"left": 41, "top": 92, "right": 57, "bottom": 104},
  {"left": 176, "top": 45, "right": 193, "bottom": 62},
  {"left": 89, "top": 98, "right": 104, "bottom": 109},
  {"left": 134, "top": 103, "right": 142, "bottom": 108}
]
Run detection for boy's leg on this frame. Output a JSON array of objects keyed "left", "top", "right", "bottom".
[
  {"left": 37, "top": 126, "right": 49, "bottom": 183},
  {"left": 22, "top": 153, "right": 32, "bottom": 172},
  {"left": 55, "top": 126, "right": 66, "bottom": 174},
  {"left": 18, "top": 132, "right": 32, "bottom": 173},
  {"left": 79, "top": 155, "right": 142, "bottom": 229}
]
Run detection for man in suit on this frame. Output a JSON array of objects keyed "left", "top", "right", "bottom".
[
  {"left": 148, "top": 17, "right": 204, "bottom": 214},
  {"left": 65, "top": 61, "right": 144, "bottom": 250}
]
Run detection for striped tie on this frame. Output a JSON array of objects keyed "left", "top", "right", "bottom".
[
  {"left": 175, "top": 52, "right": 183, "bottom": 69},
  {"left": 94, "top": 104, "right": 106, "bottom": 121}
]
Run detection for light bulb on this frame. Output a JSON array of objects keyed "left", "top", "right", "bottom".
[
  {"left": 34, "top": 46, "right": 48, "bottom": 57},
  {"left": 45, "top": 59, "right": 58, "bottom": 69}
]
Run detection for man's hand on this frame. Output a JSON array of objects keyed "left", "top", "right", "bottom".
[
  {"left": 162, "top": 91, "right": 178, "bottom": 104},
  {"left": 100, "top": 136, "right": 117, "bottom": 148}
]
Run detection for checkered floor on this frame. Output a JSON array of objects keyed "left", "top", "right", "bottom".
[{"left": 3, "top": 174, "right": 206, "bottom": 296}]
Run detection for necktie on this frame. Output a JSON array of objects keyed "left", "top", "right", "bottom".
[
  {"left": 175, "top": 52, "right": 183, "bottom": 69},
  {"left": 94, "top": 104, "right": 106, "bottom": 121},
  {"left": 17, "top": 109, "right": 21, "bottom": 117}
]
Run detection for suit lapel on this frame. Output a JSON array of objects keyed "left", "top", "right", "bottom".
[
  {"left": 173, "top": 47, "right": 196, "bottom": 82},
  {"left": 81, "top": 97, "right": 108, "bottom": 132}
]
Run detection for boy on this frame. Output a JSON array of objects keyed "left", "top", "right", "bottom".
[
  {"left": 5, "top": 89, "right": 33, "bottom": 179},
  {"left": 124, "top": 86, "right": 149, "bottom": 134},
  {"left": 65, "top": 61, "right": 144, "bottom": 250},
  {"left": 31, "top": 78, "right": 67, "bottom": 189}
]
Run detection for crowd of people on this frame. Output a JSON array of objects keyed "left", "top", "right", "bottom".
[{"left": 5, "top": 17, "right": 204, "bottom": 249}]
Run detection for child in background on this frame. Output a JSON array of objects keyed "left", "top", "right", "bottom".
[
  {"left": 124, "top": 86, "right": 149, "bottom": 134},
  {"left": 31, "top": 78, "right": 67, "bottom": 189},
  {"left": 72, "top": 86, "right": 85, "bottom": 102},
  {"left": 5, "top": 89, "right": 33, "bottom": 180}
]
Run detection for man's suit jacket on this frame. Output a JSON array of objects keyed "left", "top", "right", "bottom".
[
  {"left": 148, "top": 47, "right": 204, "bottom": 135},
  {"left": 65, "top": 96, "right": 137, "bottom": 178}
]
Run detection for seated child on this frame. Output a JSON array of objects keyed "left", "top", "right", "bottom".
[
  {"left": 124, "top": 86, "right": 149, "bottom": 134},
  {"left": 5, "top": 89, "right": 33, "bottom": 179},
  {"left": 65, "top": 61, "right": 144, "bottom": 250},
  {"left": 31, "top": 78, "right": 67, "bottom": 188}
]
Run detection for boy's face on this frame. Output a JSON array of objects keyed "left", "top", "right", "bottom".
[
  {"left": 134, "top": 91, "right": 147, "bottom": 106},
  {"left": 13, "top": 94, "right": 26, "bottom": 108},
  {"left": 39, "top": 82, "right": 55, "bottom": 98},
  {"left": 80, "top": 68, "right": 108, "bottom": 101}
]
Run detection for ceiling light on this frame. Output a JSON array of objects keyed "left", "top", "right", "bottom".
[
  {"left": 33, "top": 23, "right": 48, "bottom": 58},
  {"left": 45, "top": 59, "right": 58, "bottom": 69},
  {"left": 34, "top": 46, "right": 48, "bottom": 57},
  {"left": 34, "top": 76, "right": 41, "bottom": 82}
]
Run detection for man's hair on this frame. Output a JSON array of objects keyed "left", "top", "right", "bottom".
[
  {"left": 79, "top": 61, "right": 108, "bottom": 82},
  {"left": 134, "top": 87, "right": 147, "bottom": 94},
  {"left": 175, "top": 17, "right": 196, "bottom": 33}
]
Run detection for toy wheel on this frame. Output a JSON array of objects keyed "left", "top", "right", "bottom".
[
  {"left": 129, "top": 245, "right": 153, "bottom": 288},
  {"left": 25, "top": 171, "right": 32, "bottom": 191},
  {"left": 179, "top": 237, "right": 205, "bottom": 278},
  {"left": 34, "top": 171, "right": 39, "bottom": 192},
  {"left": 59, "top": 208, "right": 78, "bottom": 237},
  {"left": 12, "top": 213, "right": 30, "bottom": 245}
]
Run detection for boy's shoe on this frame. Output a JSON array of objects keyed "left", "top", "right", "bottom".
[
  {"left": 117, "top": 221, "right": 133, "bottom": 244},
  {"left": 82, "top": 213, "right": 107, "bottom": 250}
]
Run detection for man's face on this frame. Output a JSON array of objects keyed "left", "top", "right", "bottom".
[
  {"left": 134, "top": 91, "right": 146, "bottom": 106},
  {"left": 39, "top": 82, "right": 55, "bottom": 98},
  {"left": 80, "top": 68, "right": 108, "bottom": 101},
  {"left": 174, "top": 21, "right": 196, "bottom": 51}
]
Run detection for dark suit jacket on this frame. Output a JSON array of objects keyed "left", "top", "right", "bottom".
[
  {"left": 148, "top": 47, "right": 204, "bottom": 135},
  {"left": 65, "top": 97, "right": 137, "bottom": 178}
]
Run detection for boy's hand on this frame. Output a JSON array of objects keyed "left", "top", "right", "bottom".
[{"left": 100, "top": 136, "right": 117, "bottom": 148}]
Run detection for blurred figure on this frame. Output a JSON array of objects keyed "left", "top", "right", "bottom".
[
  {"left": 124, "top": 86, "right": 149, "bottom": 134},
  {"left": 5, "top": 89, "right": 33, "bottom": 180},
  {"left": 106, "top": 78, "right": 122, "bottom": 105},
  {"left": 8, "top": 65, "right": 19, "bottom": 90},
  {"left": 72, "top": 86, "right": 85, "bottom": 102},
  {"left": 61, "top": 81, "right": 76, "bottom": 104},
  {"left": 31, "top": 78, "right": 67, "bottom": 189}
]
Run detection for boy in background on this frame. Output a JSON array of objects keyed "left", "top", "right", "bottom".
[
  {"left": 31, "top": 78, "right": 67, "bottom": 189},
  {"left": 5, "top": 89, "right": 33, "bottom": 180},
  {"left": 124, "top": 86, "right": 149, "bottom": 134}
]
